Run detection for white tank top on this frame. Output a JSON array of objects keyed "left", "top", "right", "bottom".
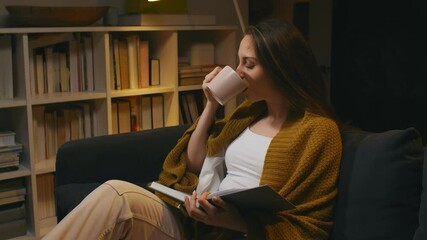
[{"left": 218, "top": 127, "right": 273, "bottom": 191}]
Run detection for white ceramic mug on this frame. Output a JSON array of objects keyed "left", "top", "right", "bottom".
[{"left": 206, "top": 66, "right": 248, "bottom": 105}]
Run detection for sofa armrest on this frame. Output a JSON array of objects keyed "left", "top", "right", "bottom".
[{"left": 55, "top": 125, "right": 189, "bottom": 187}]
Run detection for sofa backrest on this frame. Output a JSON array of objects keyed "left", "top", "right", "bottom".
[{"left": 330, "top": 127, "right": 425, "bottom": 240}]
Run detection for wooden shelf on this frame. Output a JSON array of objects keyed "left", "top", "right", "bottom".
[
  {"left": 0, "top": 98, "right": 26, "bottom": 109},
  {"left": 0, "top": 165, "right": 31, "bottom": 181},
  {"left": 0, "top": 24, "right": 237, "bottom": 238}
]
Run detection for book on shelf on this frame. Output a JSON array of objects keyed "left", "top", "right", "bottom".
[
  {"left": 0, "top": 178, "right": 24, "bottom": 190},
  {"left": 0, "top": 203, "right": 26, "bottom": 240},
  {"left": 83, "top": 34, "right": 95, "bottom": 92},
  {"left": 178, "top": 64, "right": 217, "bottom": 73},
  {"left": 0, "top": 142, "right": 23, "bottom": 172},
  {"left": 179, "top": 91, "right": 204, "bottom": 124},
  {"left": 0, "top": 185, "right": 26, "bottom": 200},
  {"left": 56, "top": 110, "right": 67, "bottom": 148},
  {"left": 138, "top": 40, "right": 150, "bottom": 88},
  {"left": 118, "top": 39, "right": 130, "bottom": 89},
  {"left": 186, "top": 93, "right": 201, "bottom": 123},
  {"left": 150, "top": 59, "right": 160, "bottom": 86},
  {"left": 59, "top": 51, "right": 70, "bottom": 92},
  {"left": 126, "top": 35, "right": 139, "bottom": 89},
  {"left": 179, "top": 77, "right": 204, "bottom": 86},
  {"left": 148, "top": 182, "right": 296, "bottom": 213},
  {"left": 0, "top": 195, "right": 25, "bottom": 207},
  {"left": 0, "top": 218, "right": 27, "bottom": 240},
  {"left": 44, "top": 47, "right": 56, "bottom": 93},
  {"left": 151, "top": 94, "right": 165, "bottom": 129},
  {"left": 128, "top": 96, "right": 142, "bottom": 131},
  {"left": 118, "top": 14, "right": 216, "bottom": 26},
  {"left": 74, "top": 33, "right": 92, "bottom": 92},
  {"left": 179, "top": 94, "right": 192, "bottom": 124},
  {"left": 112, "top": 99, "right": 134, "bottom": 134},
  {"left": 34, "top": 52, "right": 45, "bottom": 94},
  {"left": 81, "top": 103, "right": 95, "bottom": 138},
  {"left": 179, "top": 71, "right": 207, "bottom": 79},
  {"left": 141, "top": 95, "right": 152, "bottom": 130},
  {"left": 0, "top": 204, "right": 26, "bottom": 224},
  {"left": 111, "top": 37, "right": 122, "bottom": 90},
  {"left": 0, "top": 34, "right": 14, "bottom": 100},
  {"left": 178, "top": 65, "right": 217, "bottom": 86},
  {"left": 64, "top": 104, "right": 91, "bottom": 140},
  {"left": 0, "top": 131, "right": 15, "bottom": 147},
  {"left": 0, "top": 142, "right": 24, "bottom": 153},
  {"left": 69, "top": 35, "right": 81, "bottom": 92},
  {"left": 0, "top": 151, "right": 20, "bottom": 164},
  {"left": 116, "top": 99, "right": 132, "bottom": 133}
]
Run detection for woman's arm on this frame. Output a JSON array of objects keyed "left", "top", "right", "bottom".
[{"left": 186, "top": 67, "right": 222, "bottom": 173}]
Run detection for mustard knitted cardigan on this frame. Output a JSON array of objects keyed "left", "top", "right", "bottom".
[{"left": 157, "top": 100, "right": 342, "bottom": 240}]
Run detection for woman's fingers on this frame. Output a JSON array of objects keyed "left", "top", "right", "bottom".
[
  {"left": 210, "top": 196, "right": 229, "bottom": 210},
  {"left": 184, "top": 191, "right": 207, "bottom": 221},
  {"left": 197, "top": 192, "right": 217, "bottom": 213},
  {"left": 203, "top": 66, "right": 223, "bottom": 84},
  {"left": 201, "top": 66, "right": 222, "bottom": 105}
]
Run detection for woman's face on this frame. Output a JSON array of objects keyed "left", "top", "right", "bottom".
[{"left": 236, "top": 35, "right": 275, "bottom": 103}]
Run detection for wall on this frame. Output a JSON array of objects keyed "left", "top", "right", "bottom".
[
  {"left": 0, "top": 0, "right": 248, "bottom": 30},
  {"left": 309, "top": 0, "right": 332, "bottom": 101},
  {"left": 331, "top": 0, "right": 427, "bottom": 143}
]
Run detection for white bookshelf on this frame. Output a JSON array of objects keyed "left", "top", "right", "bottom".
[{"left": 0, "top": 25, "right": 237, "bottom": 239}]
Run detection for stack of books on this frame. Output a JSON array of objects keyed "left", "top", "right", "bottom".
[
  {"left": 0, "top": 132, "right": 23, "bottom": 173},
  {"left": 0, "top": 178, "right": 27, "bottom": 239},
  {"left": 178, "top": 65, "right": 217, "bottom": 86}
]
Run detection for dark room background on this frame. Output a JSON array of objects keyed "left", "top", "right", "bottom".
[
  {"left": 331, "top": 0, "right": 427, "bottom": 143},
  {"left": 249, "top": 0, "right": 427, "bottom": 144}
]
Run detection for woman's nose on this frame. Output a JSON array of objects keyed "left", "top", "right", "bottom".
[{"left": 235, "top": 65, "right": 244, "bottom": 78}]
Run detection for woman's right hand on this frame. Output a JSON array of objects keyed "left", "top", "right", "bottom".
[{"left": 186, "top": 66, "right": 223, "bottom": 173}]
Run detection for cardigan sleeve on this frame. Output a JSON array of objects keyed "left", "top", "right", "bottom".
[
  {"left": 155, "top": 121, "right": 199, "bottom": 206},
  {"left": 246, "top": 116, "right": 343, "bottom": 240}
]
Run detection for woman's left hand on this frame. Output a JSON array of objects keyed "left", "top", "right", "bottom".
[{"left": 184, "top": 191, "right": 247, "bottom": 233}]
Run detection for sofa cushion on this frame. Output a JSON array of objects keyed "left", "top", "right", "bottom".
[
  {"left": 330, "top": 127, "right": 424, "bottom": 240},
  {"left": 413, "top": 147, "right": 427, "bottom": 240}
]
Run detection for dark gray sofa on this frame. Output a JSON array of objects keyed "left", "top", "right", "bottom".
[{"left": 55, "top": 125, "right": 426, "bottom": 240}]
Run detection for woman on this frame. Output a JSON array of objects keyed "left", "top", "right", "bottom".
[{"left": 43, "top": 19, "right": 342, "bottom": 240}]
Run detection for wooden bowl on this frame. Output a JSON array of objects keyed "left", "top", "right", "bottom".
[{"left": 6, "top": 6, "right": 109, "bottom": 27}]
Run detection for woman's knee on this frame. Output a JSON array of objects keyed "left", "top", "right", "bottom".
[{"left": 103, "top": 180, "right": 147, "bottom": 196}]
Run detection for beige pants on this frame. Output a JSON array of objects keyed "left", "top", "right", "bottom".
[{"left": 43, "top": 180, "right": 184, "bottom": 240}]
